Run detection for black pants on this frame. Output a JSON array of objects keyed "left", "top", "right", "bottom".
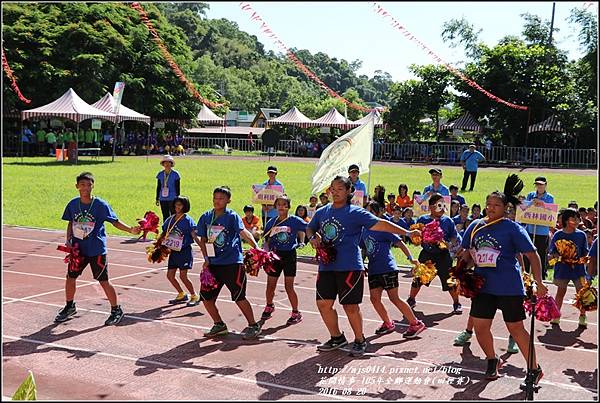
[
  {"left": 160, "top": 200, "right": 175, "bottom": 222},
  {"left": 523, "top": 233, "right": 549, "bottom": 279},
  {"left": 461, "top": 170, "right": 477, "bottom": 191}
]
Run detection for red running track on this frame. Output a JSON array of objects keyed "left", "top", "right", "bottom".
[{"left": 2, "top": 225, "right": 597, "bottom": 400}]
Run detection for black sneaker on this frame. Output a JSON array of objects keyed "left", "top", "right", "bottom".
[
  {"left": 242, "top": 321, "right": 263, "bottom": 340},
  {"left": 317, "top": 333, "right": 348, "bottom": 351},
  {"left": 406, "top": 297, "right": 416, "bottom": 309},
  {"left": 520, "top": 365, "right": 544, "bottom": 389},
  {"left": 453, "top": 303, "right": 463, "bottom": 315},
  {"left": 104, "top": 305, "right": 124, "bottom": 326},
  {"left": 349, "top": 338, "right": 368, "bottom": 357},
  {"left": 485, "top": 356, "right": 502, "bottom": 380},
  {"left": 54, "top": 304, "right": 76, "bottom": 323}
]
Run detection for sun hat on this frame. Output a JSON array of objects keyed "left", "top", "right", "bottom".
[{"left": 160, "top": 155, "right": 175, "bottom": 166}]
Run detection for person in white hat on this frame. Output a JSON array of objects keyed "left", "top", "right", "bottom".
[{"left": 156, "top": 155, "right": 181, "bottom": 222}]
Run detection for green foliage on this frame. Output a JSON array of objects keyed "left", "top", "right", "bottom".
[{"left": 12, "top": 370, "right": 37, "bottom": 401}]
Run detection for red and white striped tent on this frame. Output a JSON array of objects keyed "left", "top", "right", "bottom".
[
  {"left": 308, "top": 107, "right": 354, "bottom": 129},
  {"left": 21, "top": 88, "right": 116, "bottom": 123},
  {"left": 92, "top": 93, "right": 151, "bottom": 124},
  {"left": 267, "top": 106, "right": 313, "bottom": 128},
  {"left": 439, "top": 112, "right": 482, "bottom": 133},
  {"left": 196, "top": 104, "right": 224, "bottom": 125},
  {"left": 351, "top": 110, "right": 384, "bottom": 128},
  {"left": 527, "top": 115, "right": 564, "bottom": 134}
]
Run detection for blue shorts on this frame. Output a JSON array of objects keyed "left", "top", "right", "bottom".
[{"left": 167, "top": 246, "right": 193, "bottom": 270}]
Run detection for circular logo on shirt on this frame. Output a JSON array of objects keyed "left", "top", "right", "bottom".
[
  {"left": 322, "top": 222, "right": 340, "bottom": 243},
  {"left": 275, "top": 231, "right": 290, "bottom": 244},
  {"left": 75, "top": 212, "right": 95, "bottom": 223},
  {"left": 214, "top": 230, "right": 227, "bottom": 248},
  {"left": 473, "top": 233, "right": 501, "bottom": 251},
  {"left": 365, "top": 236, "right": 378, "bottom": 256}
]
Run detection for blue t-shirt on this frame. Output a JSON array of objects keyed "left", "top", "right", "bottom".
[
  {"left": 525, "top": 191, "right": 554, "bottom": 236},
  {"left": 307, "top": 204, "right": 380, "bottom": 272},
  {"left": 416, "top": 215, "right": 458, "bottom": 252},
  {"left": 360, "top": 229, "right": 401, "bottom": 275},
  {"left": 196, "top": 208, "right": 244, "bottom": 265},
  {"left": 460, "top": 150, "right": 485, "bottom": 172},
  {"left": 262, "top": 179, "right": 285, "bottom": 219},
  {"left": 462, "top": 218, "right": 536, "bottom": 296},
  {"left": 351, "top": 178, "right": 367, "bottom": 195},
  {"left": 590, "top": 238, "right": 598, "bottom": 258},
  {"left": 156, "top": 169, "right": 181, "bottom": 201},
  {"left": 62, "top": 196, "right": 118, "bottom": 257},
  {"left": 264, "top": 215, "right": 307, "bottom": 251},
  {"left": 451, "top": 194, "right": 466, "bottom": 206},
  {"left": 162, "top": 214, "right": 196, "bottom": 250},
  {"left": 423, "top": 183, "right": 450, "bottom": 196},
  {"left": 549, "top": 229, "right": 589, "bottom": 280},
  {"left": 453, "top": 215, "right": 470, "bottom": 234}
]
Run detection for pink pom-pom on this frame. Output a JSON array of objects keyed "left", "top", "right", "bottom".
[
  {"left": 523, "top": 294, "right": 561, "bottom": 322},
  {"left": 200, "top": 267, "right": 219, "bottom": 292},
  {"left": 422, "top": 219, "right": 445, "bottom": 245}
]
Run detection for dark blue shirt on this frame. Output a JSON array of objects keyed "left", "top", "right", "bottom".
[
  {"left": 360, "top": 229, "right": 401, "bottom": 275},
  {"left": 196, "top": 209, "right": 244, "bottom": 265},
  {"left": 264, "top": 215, "right": 307, "bottom": 251},
  {"left": 549, "top": 229, "right": 588, "bottom": 280},
  {"left": 162, "top": 214, "right": 196, "bottom": 250},
  {"left": 156, "top": 169, "right": 181, "bottom": 201}
]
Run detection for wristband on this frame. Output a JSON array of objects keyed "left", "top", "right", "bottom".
[{"left": 407, "top": 255, "right": 413, "bottom": 261}]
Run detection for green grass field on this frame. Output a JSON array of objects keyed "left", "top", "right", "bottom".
[{"left": 3, "top": 155, "right": 597, "bottom": 284}]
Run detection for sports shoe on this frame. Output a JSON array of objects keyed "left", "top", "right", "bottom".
[
  {"left": 203, "top": 322, "right": 228, "bottom": 337},
  {"left": 186, "top": 294, "right": 200, "bottom": 307},
  {"left": 453, "top": 302, "right": 463, "bottom": 314},
  {"left": 485, "top": 356, "right": 502, "bottom": 380},
  {"left": 349, "top": 338, "right": 368, "bottom": 357},
  {"left": 403, "top": 320, "right": 426, "bottom": 339},
  {"left": 406, "top": 296, "right": 416, "bottom": 309},
  {"left": 550, "top": 318, "right": 560, "bottom": 326},
  {"left": 242, "top": 322, "right": 263, "bottom": 340},
  {"left": 317, "top": 333, "right": 348, "bottom": 351},
  {"left": 104, "top": 305, "right": 124, "bottom": 326},
  {"left": 520, "top": 365, "right": 544, "bottom": 389},
  {"left": 54, "top": 303, "right": 77, "bottom": 323},
  {"left": 578, "top": 314, "right": 587, "bottom": 328},
  {"left": 261, "top": 304, "right": 275, "bottom": 321},
  {"left": 286, "top": 311, "right": 303, "bottom": 325},
  {"left": 375, "top": 321, "right": 396, "bottom": 335},
  {"left": 507, "top": 335, "right": 519, "bottom": 354},
  {"left": 169, "top": 292, "right": 188, "bottom": 304},
  {"left": 453, "top": 330, "right": 473, "bottom": 346}
]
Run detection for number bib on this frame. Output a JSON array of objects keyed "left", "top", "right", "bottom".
[
  {"left": 270, "top": 226, "right": 290, "bottom": 236},
  {"left": 470, "top": 247, "right": 500, "bottom": 268},
  {"left": 73, "top": 221, "right": 95, "bottom": 240},
  {"left": 163, "top": 234, "right": 183, "bottom": 251},
  {"left": 161, "top": 187, "right": 169, "bottom": 198}
]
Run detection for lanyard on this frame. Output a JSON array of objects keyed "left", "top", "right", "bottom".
[
  {"left": 78, "top": 197, "right": 96, "bottom": 220},
  {"left": 165, "top": 214, "right": 184, "bottom": 238},
  {"left": 208, "top": 210, "right": 222, "bottom": 237},
  {"left": 469, "top": 217, "right": 505, "bottom": 248},
  {"left": 262, "top": 215, "right": 290, "bottom": 241},
  {"left": 163, "top": 171, "right": 171, "bottom": 190}
]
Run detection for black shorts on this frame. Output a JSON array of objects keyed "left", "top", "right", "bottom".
[
  {"left": 268, "top": 249, "right": 297, "bottom": 278},
  {"left": 413, "top": 248, "right": 454, "bottom": 291},
  {"left": 470, "top": 293, "right": 526, "bottom": 323},
  {"left": 368, "top": 271, "right": 399, "bottom": 290},
  {"left": 316, "top": 271, "right": 364, "bottom": 305},
  {"left": 67, "top": 255, "right": 108, "bottom": 282},
  {"left": 199, "top": 264, "right": 247, "bottom": 302}
]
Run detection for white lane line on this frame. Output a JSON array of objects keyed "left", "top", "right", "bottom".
[
  {"left": 1, "top": 335, "right": 351, "bottom": 401},
  {"left": 3, "top": 301, "right": 596, "bottom": 395},
  {"left": 3, "top": 271, "right": 596, "bottom": 355}
]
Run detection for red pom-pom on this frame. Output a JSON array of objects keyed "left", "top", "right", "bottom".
[
  {"left": 315, "top": 242, "right": 337, "bottom": 264},
  {"left": 523, "top": 294, "right": 561, "bottom": 322},
  {"left": 243, "top": 248, "right": 280, "bottom": 276},
  {"left": 137, "top": 211, "right": 160, "bottom": 241},
  {"left": 57, "top": 243, "right": 84, "bottom": 272},
  {"left": 200, "top": 267, "right": 219, "bottom": 292},
  {"left": 448, "top": 259, "right": 485, "bottom": 298}
]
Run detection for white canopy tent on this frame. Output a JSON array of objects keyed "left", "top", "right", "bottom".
[
  {"left": 308, "top": 107, "right": 354, "bottom": 129},
  {"left": 21, "top": 88, "right": 117, "bottom": 163},
  {"left": 196, "top": 104, "right": 224, "bottom": 126},
  {"left": 267, "top": 106, "right": 313, "bottom": 128}
]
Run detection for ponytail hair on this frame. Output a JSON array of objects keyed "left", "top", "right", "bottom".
[{"left": 486, "top": 174, "right": 524, "bottom": 206}]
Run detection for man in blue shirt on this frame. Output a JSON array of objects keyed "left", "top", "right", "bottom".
[
  {"left": 261, "top": 166, "right": 285, "bottom": 227},
  {"left": 460, "top": 144, "right": 485, "bottom": 191},
  {"left": 423, "top": 168, "right": 450, "bottom": 196},
  {"left": 523, "top": 176, "right": 554, "bottom": 279},
  {"left": 348, "top": 164, "right": 368, "bottom": 206}
]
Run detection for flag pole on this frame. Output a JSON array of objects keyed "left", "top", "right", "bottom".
[{"left": 366, "top": 118, "right": 374, "bottom": 202}]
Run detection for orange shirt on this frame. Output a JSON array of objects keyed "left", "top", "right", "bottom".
[
  {"left": 243, "top": 215, "right": 260, "bottom": 231},
  {"left": 396, "top": 195, "right": 413, "bottom": 208}
]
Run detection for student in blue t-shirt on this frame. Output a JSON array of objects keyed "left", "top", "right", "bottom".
[
  {"left": 523, "top": 176, "right": 554, "bottom": 279},
  {"left": 459, "top": 176, "right": 547, "bottom": 385},
  {"left": 261, "top": 196, "right": 308, "bottom": 325},
  {"left": 460, "top": 144, "right": 485, "bottom": 191},
  {"left": 360, "top": 201, "right": 426, "bottom": 339},
  {"left": 261, "top": 166, "right": 285, "bottom": 227},
  {"left": 56, "top": 172, "right": 141, "bottom": 326},
  {"left": 548, "top": 208, "right": 590, "bottom": 328},
  {"left": 306, "top": 176, "right": 421, "bottom": 357},
  {"left": 453, "top": 204, "right": 471, "bottom": 236},
  {"left": 196, "top": 186, "right": 263, "bottom": 340},
  {"left": 423, "top": 168, "right": 450, "bottom": 197},
  {"left": 158, "top": 196, "right": 201, "bottom": 307},
  {"left": 155, "top": 155, "right": 181, "bottom": 222},
  {"left": 408, "top": 194, "right": 462, "bottom": 313},
  {"left": 348, "top": 164, "right": 368, "bottom": 206}
]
